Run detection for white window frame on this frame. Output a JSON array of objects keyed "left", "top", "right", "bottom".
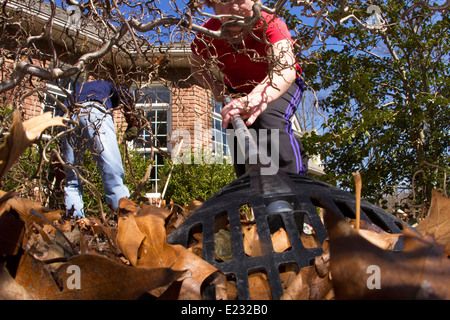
[
  {"left": 42, "top": 83, "right": 73, "bottom": 117},
  {"left": 130, "top": 84, "right": 172, "bottom": 193},
  {"left": 211, "top": 98, "right": 231, "bottom": 159},
  {"left": 40, "top": 83, "right": 76, "bottom": 139}
]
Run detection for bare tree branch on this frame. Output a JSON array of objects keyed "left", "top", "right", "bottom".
[{"left": 402, "top": 0, "right": 450, "bottom": 19}]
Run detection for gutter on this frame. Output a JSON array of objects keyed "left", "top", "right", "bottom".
[{"left": 4, "top": 0, "right": 192, "bottom": 68}]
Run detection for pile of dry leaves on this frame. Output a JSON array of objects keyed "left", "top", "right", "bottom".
[
  {"left": 1, "top": 189, "right": 449, "bottom": 300},
  {"left": 0, "top": 111, "right": 449, "bottom": 300}
]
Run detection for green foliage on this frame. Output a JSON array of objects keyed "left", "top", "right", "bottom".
[
  {"left": 80, "top": 150, "right": 105, "bottom": 214},
  {"left": 1, "top": 141, "right": 66, "bottom": 211},
  {"left": 286, "top": 1, "right": 450, "bottom": 208},
  {"left": 158, "top": 151, "right": 236, "bottom": 206},
  {"left": 122, "top": 146, "right": 155, "bottom": 195}
]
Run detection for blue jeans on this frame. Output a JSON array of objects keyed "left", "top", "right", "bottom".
[{"left": 61, "top": 101, "right": 130, "bottom": 218}]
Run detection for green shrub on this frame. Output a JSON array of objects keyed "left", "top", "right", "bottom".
[{"left": 159, "top": 151, "right": 236, "bottom": 206}]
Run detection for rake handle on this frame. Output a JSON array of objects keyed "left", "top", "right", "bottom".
[{"left": 225, "top": 96, "right": 262, "bottom": 170}]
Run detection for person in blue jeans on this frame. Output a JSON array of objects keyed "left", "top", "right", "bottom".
[{"left": 61, "top": 80, "right": 138, "bottom": 219}]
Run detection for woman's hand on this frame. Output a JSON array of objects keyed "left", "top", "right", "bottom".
[{"left": 220, "top": 93, "right": 269, "bottom": 129}]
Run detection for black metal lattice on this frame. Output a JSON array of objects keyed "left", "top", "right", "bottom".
[{"left": 167, "top": 167, "right": 412, "bottom": 300}]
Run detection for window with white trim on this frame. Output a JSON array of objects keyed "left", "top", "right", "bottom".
[
  {"left": 42, "top": 79, "right": 77, "bottom": 116},
  {"left": 211, "top": 97, "right": 230, "bottom": 158},
  {"left": 41, "top": 80, "right": 79, "bottom": 137},
  {"left": 132, "top": 85, "right": 172, "bottom": 193}
]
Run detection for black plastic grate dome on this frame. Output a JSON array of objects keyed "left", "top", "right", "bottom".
[{"left": 167, "top": 167, "right": 412, "bottom": 300}]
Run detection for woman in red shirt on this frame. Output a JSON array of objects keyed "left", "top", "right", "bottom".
[{"left": 191, "top": 0, "right": 307, "bottom": 176}]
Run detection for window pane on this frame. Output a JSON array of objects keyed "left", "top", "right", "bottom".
[
  {"left": 158, "top": 110, "right": 168, "bottom": 122},
  {"left": 211, "top": 98, "right": 222, "bottom": 114},
  {"left": 135, "top": 87, "right": 171, "bottom": 104},
  {"left": 215, "top": 131, "right": 221, "bottom": 144},
  {"left": 158, "top": 136, "right": 167, "bottom": 147},
  {"left": 212, "top": 118, "right": 219, "bottom": 131},
  {"left": 157, "top": 122, "right": 167, "bottom": 135},
  {"left": 211, "top": 99, "right": 230, "bottom": 158},
  {"left": 43, "top": 88, "right": 67, "bottom": 117}
]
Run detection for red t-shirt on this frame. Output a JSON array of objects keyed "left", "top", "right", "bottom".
[{"left": 192, "top": 11, "right": 302, "bottom": 94}]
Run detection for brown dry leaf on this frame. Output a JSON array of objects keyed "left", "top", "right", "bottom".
[
  {"left": 214, "top": 229, "right": 233, "bottom": 261},
  {"left": 187, "top": 232, "right": 203, "bottom": 258},
  {"left": 281, "top": 269, "right": 304, "bottom": 300},
  {"left": 0, "top": 263, "right": 35, "bottom": 300},
  {"left": 14, "top": 250, "right": 66, "bottom": 299},
  {"left": 357, "top": 229, "right": 399, "bottom": 250},
  {"left": 279, "top": 264, "right": 299, "bottom": 291},
  {"left": 166, "top": 210, "right": 187, "bottom": 236},
  {"left": 281, "top": 243, "right": 333, "bottom": 300},
  {"left": 0, "top": 192, "right": 62, "bottom": 234},
  {"left": 249, "top": 272, "right": 272, "bottom": 300},
  {"left": 243, "top": 224, "right": 291, "bottom": 256},
  {"left": 226, "top": 280, "right": 238, "bottom": 300},
  {"left": 186, "top": 199, "right": 203, "bottom": 212},
  {"left": 165, "top": 199, "right": 201, "bottom": 236},
  {"left": 324, "top": 206, "right": 450, "bottom": 300},
  {"left": 243, "top": 224, "right": 261, "bottom": 256},
  {"left": 0, "top": 111, "right": 65, "bottom": 181},
  {"left": 348, "top": 219, "right": 401, "bottom": 250},
  {"left": 116, "top": 198, "right": 223, "bottom": 300},
  {"left": 76, "top": 217, "right": 121, "bottom": 256},
  {"left": 281, "top": 266, "right": 330, "bottom": 300},
  {"left": 0, "top": 192, "right": 63, "bottom": 258},
  {"left": 116, "top": 212, "right": 146, "bottom": 266},
  {"left": 416, "top": 190, "right": 450, "bottom": 254},
  {"left": 301, "top": 232, "right": 321, "bottom": 248},
  {"left": 15, "top": 250, "right": 183, "bottom": 300},
  {"left": 28, "top": 223, "right": 81, "bottom": 273},
  {"left": 272, "top": 228, "right": 291, "bottom": 252}
]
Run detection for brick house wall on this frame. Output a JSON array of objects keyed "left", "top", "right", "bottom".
[
  {"left": 0, "top": 55, "right": 48, "bottom": 120},
  {"left": 171, "top": 85, "right": 212, "bottom": 152}
]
